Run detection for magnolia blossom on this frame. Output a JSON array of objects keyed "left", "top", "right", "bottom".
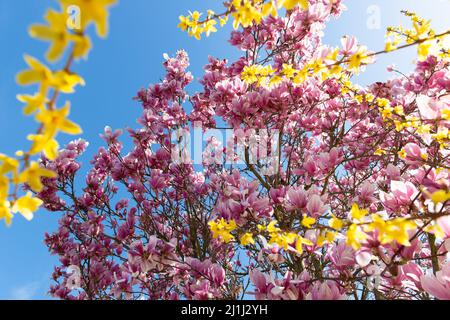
[
  {"left": 421, "top": 263, "right": 450, "bottom": 300},
  {"left": 379, "top": 181, "right": 419, "bottom": 212},
  {"left": 306, "top": 281, "right": 345, "bottom": 300}
]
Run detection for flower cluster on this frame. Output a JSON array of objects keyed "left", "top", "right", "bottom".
[
  {"left": 240, "top": 38, "right": 375, "bottom": 88},
  {"left": 240, "top": 10, "right": 450, "bottom": 90},
  {"left": 385, "top": 11, "right": 450, "bottom": 60},
  {"left": 0, "top": 0, "right": 116, "bottom": 226},
  {"left": 178, "top": 0, "right": 309, "bottom": 40},
  {"left": 41, "top": 2, "right": 450, "bottom": 300}
]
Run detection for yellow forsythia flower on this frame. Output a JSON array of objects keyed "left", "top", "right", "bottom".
[
  {"left": 0, "top": 175, "right": 9, "bottom": 200},
  {"left": 51, "top": 71, "right": 85, "bottom": 94},
  {"left": 29, "top": 9, "right": 90, "bottom": 62},
  {"left": 16, "top": 93, "right": 48, "bottom": 115},
  {"left": 269, "top": 232, "right": 297, "bottom": 250},
  {"left": 16, "top": 55, "right": 53, "bottom": 93},
  {"left": 59, "top": 0, "right": 118, "bottom": 38},
  {"left": 240, "top": 233, "right": 255, "bottom": 246},
  {"left": 12, "top": 192, "right": 43, "bottom": 221},
  {"left": 346, "top": 224, "right": 367, "bottom": 250},
  {"left": 0, "top": 154, "right": 19, "bottom": 177},
  {"left": 267, "top": 220, "right": 281, "bottom": 233},
  {"left": 318, "top": 231, "right": 336, "bottom": 247},
  {"left": 27, "top": 135, "right": 60, "bottom": 161},
  {"left": 350, "top": 203, "right": 369, "bottom": 221},
  {"left": 329, "top": 214, "right": 344, "bottom": 231},
  {"left": 430, "top": 190, "right": 450, "bottom": 204},
  {"left": 279, "top": 0, "right": 309, "bottom": 11},
  {"left": 365, "top": 215, "right": 417, "bottom": 247},
  {"left": 295, "top": 236, "right": 313, "bottom": 254},
  {"left": 18, "top": 162, "right": 57, "bottom": 193},
  {"left": 16, "top": 55, "right": 85, "bottom": 94},
  {"left": 301, "top": 215, "right": 316, "bottom": 228},
  {"left": 0, "top": 201, "right": 13, "bottom": 226},
  {"left": 209, "top": 218, "right": 237, "bottom": 243},
  {"left": 35, "top": 102, "right": 82, "bottom": 138}
]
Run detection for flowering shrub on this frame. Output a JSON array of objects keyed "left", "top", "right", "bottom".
[
  {"left": 39, "top": 1, "right": 450, "bottom": 300},
  {"left": 0, "top": 0, "right": 116, "bottom": 226}
]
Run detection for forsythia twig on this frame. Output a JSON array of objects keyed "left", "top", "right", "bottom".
[{"left": 0, "top": 0, "right": 117, "bottom": 226}]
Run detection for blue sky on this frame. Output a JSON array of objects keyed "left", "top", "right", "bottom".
[{"left": 0, "top": 0, "right": 449, "bottom": 300}]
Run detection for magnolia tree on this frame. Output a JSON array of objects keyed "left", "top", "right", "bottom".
[{"left": 38, "top": 1, "right": 450, "bottom": 300}]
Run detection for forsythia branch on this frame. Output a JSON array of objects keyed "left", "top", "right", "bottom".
[{"left": 0, "top": 0, "right": 117, "bottom": 226}]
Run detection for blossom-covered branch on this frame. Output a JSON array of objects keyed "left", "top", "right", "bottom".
[
  {"left": 40, "top": 1, "right": 450, "bottom": 300},
  {"left": 0, "top": 0, "right": 116, "bottom": 226}
]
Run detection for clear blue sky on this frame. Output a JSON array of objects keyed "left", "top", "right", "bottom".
[{"left": 0, "top": 0, "right": 448, "bottom": 300}]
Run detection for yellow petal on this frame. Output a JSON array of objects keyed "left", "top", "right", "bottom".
[
  {"left": 16, "top": 70, "right": 42, "bottom": 86},
  {"left": 46, "top": 40, "right": 68, "bottom": 62},
  {"left": 12, "top": 192, "right": 43, "bottom": 221},
  {"left": 72, "top": 35, "right": 92, "bottom": 59},
  {"left": 60, "top": 119, "right": 82, "bottom": 135},
  {"left": 43, "top": 139, "right": 60, "bottom": 160},
  {"left": 29, "top": 25, "right": 56, "bottom": 41},
  {"left": 0, "top": 201, "right": 13, "bottom": 226}
]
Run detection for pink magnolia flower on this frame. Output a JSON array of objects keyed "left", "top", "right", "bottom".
[
  {"left": 418, "top": 167, "right": 450, "bottom": 195},
  {"left": 318, "top": 148, "right": 342, "bottom": 172},
  {"left": 357, "top": 181, "right": 378, "bottom": 204},
  {"left": 306, "top": 281, "right": 346, "bottom": 300},
  {"left": 437, "top": 216, "right": 450, "bottom": 239},
  {"left": 308, "top": 3, "right": 330, "bottom": 22},
  {"left": 355, "top": 250, "right": 373, "bottom": 268},
  {"left": 189, "top": 280, "right": 214, "bottom": 300},
  {"left": 387, "top": 64, "right": 396, "bottom": 72},
  {"left": 302, "top": 159, "right": 319, "bottom": 178},
  {"left": 400, "top": 237, "right": 422, "bottom": 260},
  {"left": 380, "top": 180, "right": 419, "bottom": 211},
  {"left": 306, "top": 194, "right": 329, "bottom": 217},
  {"left": 416, "top": 95, "right": 445, "bottom": 120},
  {"left": 250, "top": 269, "right": 270, "bottom": 299},
  {"left": 210, "top": 264, "right": 226, "bottom": 286},
  {"left": 421, "top": 263, "right": 450, "bottom": 300},
  {"left": 329, "top": 242, "right": 356, "bottom": 268},
  {"left": 340, "top": 36, "right": 358, "bottom": 55},
  {"left": 149, "top": 169, "right": 169, "bottom": 191},
  {"left": 269, "top": 187, "right": 287, "bottom": 204},
  {"left": 385, "top": 164, "right": 401, "bottom": 180},
  {"left": 398, "top": 262, "right": 423, "bottom": 290},
  {"left": 403, "top": 143, "right": 426, "bottom": 166},
  {"left": 285, "top": 187, "right": 308, "bottom": 211}
]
